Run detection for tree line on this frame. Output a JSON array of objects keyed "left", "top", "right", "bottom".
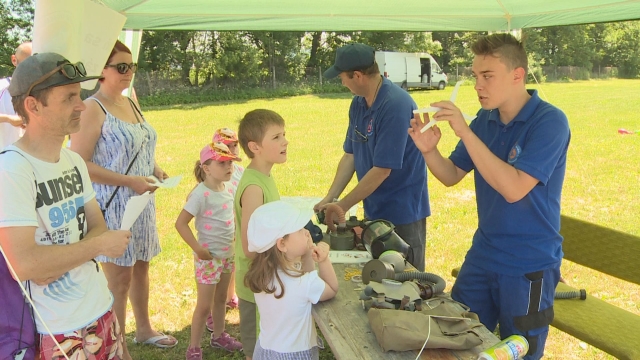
[{"left": 2, "top": 0, "right": 640, "bottom": 96}]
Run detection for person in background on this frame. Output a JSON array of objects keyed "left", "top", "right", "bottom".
[
  {"left": 0, "top": 42, "right": 32, "bottom": 149},
  {"left": 206, "top": 127, "right": 244, "bottom": 334},
  {"left": 409, "top": 33, "right": 570, "bottom": 360},
  {"left": 70, "top": 40, "right": 176, "bottom": 358}
]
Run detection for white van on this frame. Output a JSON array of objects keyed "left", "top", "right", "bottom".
[{"left": 375, "top": 51, "right": 448, "bottom": 90}]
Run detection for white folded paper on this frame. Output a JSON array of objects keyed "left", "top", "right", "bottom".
[
  {"left": 328, "top": 251, "right": 372, "bottom": 264},
  {"left": 149, "top": 175, "right": 182, "bottom": 189},
  {"left": 120, "top": 192, "right": 153, "bottom": 230},
  {"left": 413, "top": 81, "right": 477, "bottom": 133}
]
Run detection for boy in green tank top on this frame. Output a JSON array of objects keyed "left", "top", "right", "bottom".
[{"left": 234, "top": 109, "right": 288, "bottom": 359}]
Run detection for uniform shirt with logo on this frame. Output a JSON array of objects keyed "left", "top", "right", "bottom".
[
  {"left": 449, "top": 90, "right": 571, "bottom": 276},
  {"left": 0, "top": 146, "right": 112, "bottom": 334},
  {"left": 0, "top": 78, "right": 24, "bottom": 149},
  {"left": 183, "top": 181, "right": 235, "bottom": 259},
  {"left": 343, "top": 77, "right": 430, "bottom": 226}
]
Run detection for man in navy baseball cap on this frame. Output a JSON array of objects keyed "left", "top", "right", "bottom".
[
  {"left": 323, "top": 43, "right": 375, "bottom": 79},
  {"left": 316, "top": 43, "right": 430, "bottom": 273}
]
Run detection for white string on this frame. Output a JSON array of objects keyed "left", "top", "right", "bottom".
[
  {"left": 528, "top": 65, "right": 549, "bottom": 102},
  {"left": 414, "top": 315, "right": 432, "bottom": 360},
  {"left": 0, "top": 246, "right": 71, "bottom": 360},
  {"left": 414, "top": 314, "right": 473, "bottom": 360}
]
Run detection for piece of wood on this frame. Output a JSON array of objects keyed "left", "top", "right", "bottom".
[{"left": 312, "top": 263, "right": 500, "bottom": 360}]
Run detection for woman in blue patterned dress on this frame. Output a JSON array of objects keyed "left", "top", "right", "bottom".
[{"left": 70, "top": 40, "right": 177, "bottom": 359}]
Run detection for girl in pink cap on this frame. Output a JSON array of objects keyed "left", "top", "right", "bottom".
[
  {"left": 208, "top": 128, "right": 242, "bottom": 329},
  {"left": 175, "top": 142, "right": 243, "bottom": 359},
  {"left": 213, "top": 127, "right": 245, "bottom": 193}
]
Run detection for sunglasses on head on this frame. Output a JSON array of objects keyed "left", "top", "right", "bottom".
[
  {"left": 26, "top": 61, "right": 87, "bottom": 97},
  {"left": 105, "top": 62, "right": 138, "bottom": 74}
]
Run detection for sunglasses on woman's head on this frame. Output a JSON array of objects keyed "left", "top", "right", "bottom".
[
  {"left": 26, "top": 61, "right": 87, "bottom": 97},
  {"left": 105, "top": 62, "right": 138, "bottom": 74}
]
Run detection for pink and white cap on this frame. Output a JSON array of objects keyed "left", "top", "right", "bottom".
[
  {"left": 200, "top": 142, "right": 240, "bottom": 164},
  {"left": 212, "top": 128, "right": 239, "bottom": 145}
]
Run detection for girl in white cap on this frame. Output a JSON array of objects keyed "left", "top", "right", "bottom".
[
  {"left": 175, "top": 142, "right": 243, "bottom": 359},
  {"left": 245, "top": 200, "right": 339, "bottom": 360}
]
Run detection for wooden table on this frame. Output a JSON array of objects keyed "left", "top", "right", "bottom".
[{"left": 312, "top": 263, "right": 500, "bottom": 360}]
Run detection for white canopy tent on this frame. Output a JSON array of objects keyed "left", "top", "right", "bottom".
[{"left": 100, "top": 0, "right": 640, "bottom": 31}]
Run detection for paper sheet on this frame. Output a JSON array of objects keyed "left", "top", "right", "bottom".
[
  {"left": 120, "top": 192, "right": 152, "bottom": 230},
  {"left": 413, "top": 81, "right": 476, "bottom": 133},
  {"left": 328, "top": 250, "right": 372, "bottom": 264},
  {"left": 149, "top": 175, "right": 182, "bottom": 189}
]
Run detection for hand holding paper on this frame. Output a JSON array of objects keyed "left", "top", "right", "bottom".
[
  {"left": 413, "top": 81, "right": 476, "bottom": 133},
  {"left": 149, "top": 175, "right": 182, "bottom": 189},
  {"left": 99, "top": 230, "right": 131, "bottom": 258},
  {"left": 120, "top": 192, "right": 153, "bottom": 230}
]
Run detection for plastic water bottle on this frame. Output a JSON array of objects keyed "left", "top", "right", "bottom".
[{"left": 477, "top": 335, "right": 529, "bottom": 360}]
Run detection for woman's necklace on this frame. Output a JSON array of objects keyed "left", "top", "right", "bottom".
[{"left": 99, "top": 92, "right": 127, "bottom": 107}]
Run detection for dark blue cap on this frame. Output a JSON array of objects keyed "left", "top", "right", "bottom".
[{"left": 323, "top": 43, "right": 375, "bottom": 79}]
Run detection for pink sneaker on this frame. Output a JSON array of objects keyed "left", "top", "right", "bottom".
[
  {"left": 185, "top": 346, "right": 203, "bottom": 360},
  {"left": 206, "top": 314, "right": 214, "bottom": 332},
  {"left": 226, "top": 295, "right": 239, "bottom": 309},
  {"left": 210, "top": 332, "right": 242, "bottom": 352}
]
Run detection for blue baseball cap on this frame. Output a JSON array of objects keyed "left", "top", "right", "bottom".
[{"left": 323, "top": 43, "right": 375, "bottom": 79}]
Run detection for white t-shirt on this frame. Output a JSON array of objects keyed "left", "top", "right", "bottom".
[
  {"left": 183, "top": 182, "right": 235, "bottom": 258},
  {"left": 0, "top": 78, "right": 24, "bottom": 149},
  {"left": 229, "top": 163, "right": 244, "bottom": 194},
  {"left": 255, "top": 270, "right": 326, "bottom": 352},
  {"left": 0, "top": 146, "right": 112, "bottom": 334}
]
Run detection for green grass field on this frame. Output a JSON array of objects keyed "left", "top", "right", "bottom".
[{"left": 128, "top": 79, "right": 640, "bottom": 359}]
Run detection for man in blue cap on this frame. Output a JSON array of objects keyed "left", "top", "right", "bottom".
[{"left": 314, "top": 43, "right": 430, "bottom": 271}]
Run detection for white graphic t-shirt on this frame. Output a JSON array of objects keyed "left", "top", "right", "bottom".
[
  {"left": 183, "top": 182, "right": 235, "bottom": 259},
  {"left": 0, "top": 146, "right": 112, "bottom": 334},
  {"left": 0, "top": 78, "right": 24, "bottom": 149}
]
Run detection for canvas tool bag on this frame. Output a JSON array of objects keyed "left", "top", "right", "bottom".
[{"left": 368, "top": 295, "right": 484, "bottom": 352}]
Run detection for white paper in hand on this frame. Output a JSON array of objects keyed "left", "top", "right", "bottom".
[
  {"left": 413, "top": 81, "right": 476, "bottom": 133},
  {"left": 149, "top": 175, "right": 182, "bottom": 189},
  {"left": 120, "top": 192, "right": 153, "bottom": 230}
]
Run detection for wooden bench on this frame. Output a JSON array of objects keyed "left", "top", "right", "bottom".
[{"left": 452, "top": 215, "right": 640, "bottom": 360}]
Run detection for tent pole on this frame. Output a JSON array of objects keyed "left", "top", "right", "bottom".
[{"left": 119, "top": 29, "right": 143, "bottom": 97}]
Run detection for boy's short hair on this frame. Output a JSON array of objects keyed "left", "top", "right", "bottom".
[
  {"left": 238, "top": 109, "right": 285, "bottom": 158},
  {"left": 472, "top": 33, "right": 528, "bottom": 77}
]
